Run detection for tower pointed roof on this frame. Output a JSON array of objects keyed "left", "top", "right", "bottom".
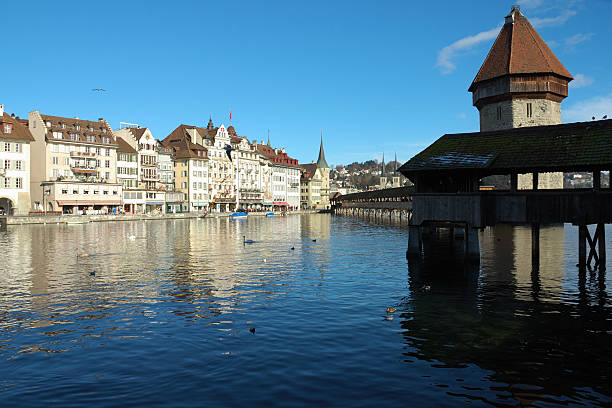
[
  {"left": 381, "top": 152, "right": 386, "bottom": 177},
  {"left": 316, "top": 135, "right": 329, "bottom": 168},
  {"left": 207, "top": 116, "right": 214, "bottom": 130},
  {"left": 469, "top": 6, "right": 572, "bottom": 92},
  {"left": 394, "top": 152, "right": 398, "bottom": 174}
]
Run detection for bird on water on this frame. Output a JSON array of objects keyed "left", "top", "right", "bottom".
[
  {"left": 90, "top": 270, "right": 96, "bottom": 276},
  {"left": 243, "top": 236, "right": 255, "bottom": 245}
]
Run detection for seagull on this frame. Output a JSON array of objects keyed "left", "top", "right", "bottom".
[
  {"left": 243, "top": 236, "right": 255, "bottom": 245},
  {"left": 92, "top": 88, "right": 106, "bottom": 92},
  {"left": 592, "top": 116, "right": 596, "bottom": 120},
  {"left": 90, "top": 270, "right": 96, "bottom": 276},
  {"left": 224, "top": 144, "right": 234, "bottom": 162},
  {"left": 604, "top": 115, "right": 608, "bottom": 120}
]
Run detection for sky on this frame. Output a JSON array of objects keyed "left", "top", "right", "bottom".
[{"left": 2, "top": 0, "right": 611, "bottom": 167}]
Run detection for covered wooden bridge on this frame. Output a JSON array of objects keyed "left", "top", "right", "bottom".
[
  {"left": 331, "top": 186, "right": 413, "bottom": 222},
  {"left": 398, "top": 119, "right": 612, "bottom": 269}
]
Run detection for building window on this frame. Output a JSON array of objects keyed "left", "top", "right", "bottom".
[
  {"left": 15, "top": 160, "right": 22, "bottom": 170},
  {"left": 105, "top": 172, "right": 110, "bottom": 179},
  {"left": 73, "top": 189, "right": 78, "bottom": 194},
  {"left": 3, "top": 142, "right": 9, "bottom": 152},
  {"left": 527, "top": 103, "right": 533, "bottom": 118},
  {"left": 16, "top": 178, "right": 23, "bottom": 189},
  {"left": 70, "top": 134, "right": 78, "bottom": 141},
  {"left": 4, "top": 177, "right": 9, "bottom": 188},
  {"left": 61, "top": 189, "right": 68, "bottom": 194},
  {"left": 52, "top": 156, "right": 58, "bottom": 165},
  {"left": 105, "top": 160, "right": 110, "bottom": 168},
  {"left": 496, "top": 106, "right": 502, "bottom": 120},
  {"left": 3, "top": 124, "right": 12, "bottom": 133},
  {"left": 3, "top": 160, "right": 9, "bottom": 170},
  {"left": 60, "top": 123, "right": 66, "bottom": 129}
]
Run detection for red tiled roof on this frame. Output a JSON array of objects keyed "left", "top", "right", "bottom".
[
  {"left": 40, "top": 114, "right": 117, "bottom": 146},
  {"left": 162, "top": 124, "right": 208, "bottom": 160},
  {"left": 469, "top": 8, "right": 572, "bottom": 91},
  {"left": 0, "top": 113, "right": 35, "bottom": 142},
  {"left": 256, "top": 144, "right": 301, "bottom": 168},
  {"left": 116, "top": 136, "right": 137, "bottom": 153}
]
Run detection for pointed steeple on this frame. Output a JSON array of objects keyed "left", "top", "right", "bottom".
[
  {"left": 381, "top": 152, "right": 386, "bottom": 177},
  {"left": 267, "top": 129, "right": 271, "bottom": 146},
  {"left": 316, "top": 134, "right": 329, "bottom": 168},
  {"left": 394, "top": 152, "right": 398, "bottom": 174},
  {"left": 207, "top": 116, "right": 214, "bottom": 130}
]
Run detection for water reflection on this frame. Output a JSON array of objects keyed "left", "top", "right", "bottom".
[
  {"left": 402, "top": 225, "right": 612, "bottom": 406},
  {"left": 0, "top": 217, "right": 611, "bottom": 406}
]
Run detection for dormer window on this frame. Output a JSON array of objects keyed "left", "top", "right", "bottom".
[
  {"left": 88, "top": 125, "right": 93, "bottom": 131},
  {"left": 75, "top": 124, "right": 81, "bottom": 130},
  {"left": 3, "top": 124, "right": 11, "bottom": 134},
  {"left": 70, "top": 133, "right": 78, "bottom": 141},
  {"left": 60, "top": 122, "right": 66, "bottom": 129},
  {"left": 45, "top": 121, "right": 51, "bottom": 127},
  {"left": 102, "top": 128, "right": 107, "bottom": 133},
  {"left": 86, "top": 135, "right": 95, "bottom": 142}
]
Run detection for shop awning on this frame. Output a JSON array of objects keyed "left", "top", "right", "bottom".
[
  {"left": 192, "top": 203, "right": 208, "bottom": 207},
  {"left": 274, "top": 201, "right": 289, "bottom": 206},
  {"left": 56, "top": 200, "right": 122, "bottom": 206},
  {"left": 146, "top": 202, "right": 165, "bottom": 205}
]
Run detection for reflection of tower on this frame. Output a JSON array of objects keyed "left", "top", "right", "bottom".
[
  {"left": 469, "top": 6, "right": 572, "bottom": 189},
  {"left": 380, "top": 152, "right": 387, "bottom": 188},
  {"left": 512, "top": 225, "right": 565, "bottom": 301}
]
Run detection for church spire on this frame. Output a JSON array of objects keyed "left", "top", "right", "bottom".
[
  {"left": 316, "top": 132, "right": 329, "bottom": 168},
  {"left": 381, "top": 152, "right": 386, "bottom": 176},
  {"left": 394, "top": 152, "right": 398, "bottom": 174},
  {"left": 207, "top": 116, "right": 214, "bottom": 130}
]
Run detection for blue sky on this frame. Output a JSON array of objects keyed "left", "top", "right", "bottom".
[{"left": 2, "top": 0, "right": 611, "bottom": 166}]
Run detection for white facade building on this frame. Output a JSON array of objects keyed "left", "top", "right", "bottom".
[{"left": 0, "top": 105, "right": 34, "bottom": 215}]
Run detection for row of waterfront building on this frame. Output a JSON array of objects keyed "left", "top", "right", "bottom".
[{"left": 0, "top": 106, "right": 331, "bottom": 215}]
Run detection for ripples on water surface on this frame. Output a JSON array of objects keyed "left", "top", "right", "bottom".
[{"left": 0, "top": 215, "right": 610, "bottom": 407}]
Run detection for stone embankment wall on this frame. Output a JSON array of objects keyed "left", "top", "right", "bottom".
[{"left": 4, "top": 210, "right": 319, "bottom": 225}]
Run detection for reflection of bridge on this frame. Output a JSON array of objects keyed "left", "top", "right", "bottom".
[{"left": 332, "top": 186, "right": 413, "bottom": 222}]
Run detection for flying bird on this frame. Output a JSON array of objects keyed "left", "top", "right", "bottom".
[
  {"left": 92, "top": 88, "right": 106, "bottom": 92},
  {"left": 604, "top": 115, "right": 608, "bottom": 120},
  {"left": 224, "top": 144, "right": 234, "bottom": 162},
  {"left": 592, "top": 116, "right": 596, "bottom": 120}
]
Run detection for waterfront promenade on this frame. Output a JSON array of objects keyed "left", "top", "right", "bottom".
[{"left": 1, "top": 210, "right": 317, "bottom": 226}]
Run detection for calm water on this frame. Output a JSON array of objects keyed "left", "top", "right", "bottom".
[{"left": 0, "top": 215, "right": 610, "bottom": 407}]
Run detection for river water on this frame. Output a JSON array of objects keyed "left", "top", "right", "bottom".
[{"left": 0, "top": 215, "right": 610, "bottom": 407}]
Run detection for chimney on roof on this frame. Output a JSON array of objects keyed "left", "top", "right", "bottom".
[
  {"left": 0, "top": 104, "right": 3, "bottom": 116},
  {"left": 98, "top": 118, "right": 104, "bottom": 121},
  {"left": 11, "top": 113, "right": 15, "bottom": 117}
]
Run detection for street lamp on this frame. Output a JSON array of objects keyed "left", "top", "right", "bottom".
[{"left": 43, "top": 187, "right": 51, "bottom": 215}]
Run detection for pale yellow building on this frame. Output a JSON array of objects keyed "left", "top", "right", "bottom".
[{"left": 28, "top": 111, "right": 122, "bottom": 214}]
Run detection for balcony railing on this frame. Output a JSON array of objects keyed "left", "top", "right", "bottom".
[{"left": 70, "top": 151, "right": 97, "bottom": 158}]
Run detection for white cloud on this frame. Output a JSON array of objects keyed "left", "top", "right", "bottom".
[
  {"left": 569, "top": 73, "right": 594, "bottom": 89},
  {"left": 564, "top": 94, "right": 612, "bottom": 122},
  {"left": 565, "top": 33, "right": 594, "bottom": 47},
  {"left": 531, "top": 9, "right": 577, "bottom": 28},
  {"left": 435, "top": 26, "right": 500, "bottom": 74},
  {"left": 517, "top": 0, "right": 544, "bottom": 10}
]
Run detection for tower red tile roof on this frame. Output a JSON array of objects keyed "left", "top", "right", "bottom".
[{"left": 469, "top": 7, "right": 573, "bottom": 91}]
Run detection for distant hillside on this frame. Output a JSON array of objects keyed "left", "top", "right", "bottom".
[{"left": 330, "top": 159, "right": 407, "bottom": 190}]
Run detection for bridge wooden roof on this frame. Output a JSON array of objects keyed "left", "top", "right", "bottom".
[
  {"left": 333, "top": 186, "right": 414, "bottom": 202},
  {"left": 399, "top": 119, "right": 612, "bottom": 177}
]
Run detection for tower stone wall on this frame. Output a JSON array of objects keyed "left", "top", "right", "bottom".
[{"left": 479, "top": 99, "right": 561, "bottom": 132}]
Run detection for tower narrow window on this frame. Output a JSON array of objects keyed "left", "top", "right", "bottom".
[
  {"left": 496, "top": 106, "right": 502, "bottom": 120},
  {"left": 527, "top": 103, "right": 533, "bottom": 118}
]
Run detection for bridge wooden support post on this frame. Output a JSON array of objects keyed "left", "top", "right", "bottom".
[
  {"left": 578, "top": 225, "right": 587, "bottom": 269},
  {"left": 407, "top": 225, "right": 422, "bottom": 258},
  {"left": 532, "top": 223, "right": 540, "bottom": 271},
  {"left": 0, "top": 217, "right": 6, "bottom": 232},
  {"left": 464, "top": 226, "right": 480, "bottom": 262},
  {"left": 598, "top": 223, "right": 606, "bottom": 271}
]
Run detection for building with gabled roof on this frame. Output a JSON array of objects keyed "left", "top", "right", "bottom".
[
  {"left": 0, "top": 104, "right": 35, "bottom": 215},
  {"left": 256, "top": 141, "right": 301, "bottom": 210},
  {"left": 161, "top": 123, "right": 210, "bottom": 212},
  {"left": 28, "top": 110, "right": 122, "bottom": 214}
]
